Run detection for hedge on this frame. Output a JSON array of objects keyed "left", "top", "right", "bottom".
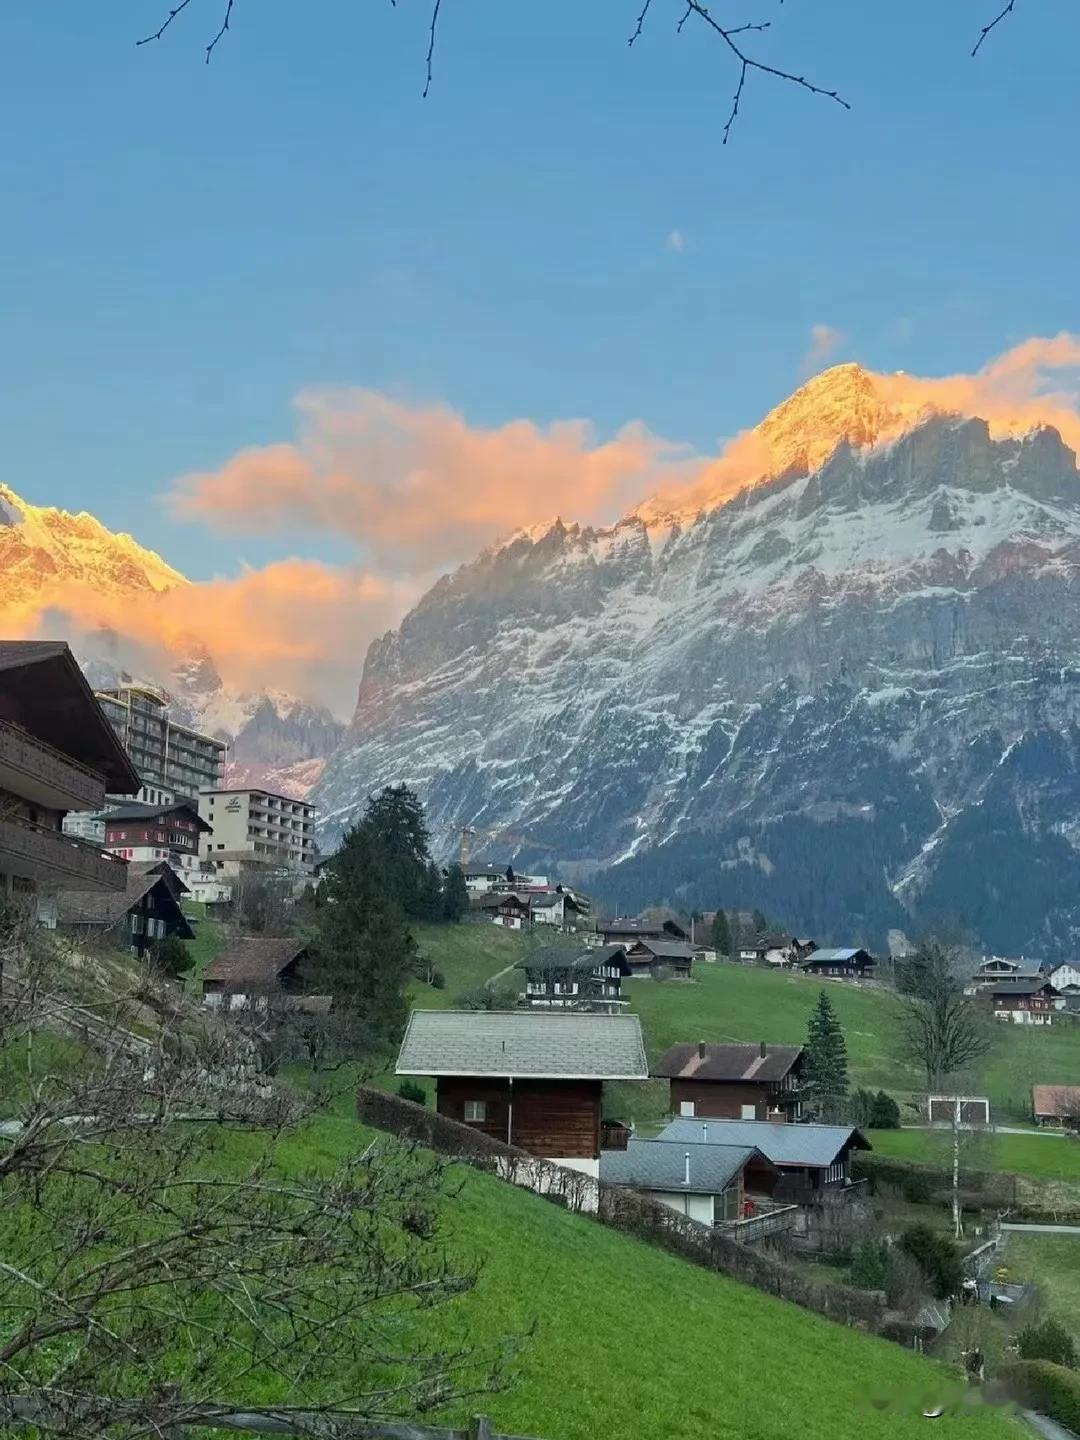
[
  {"left": 357, "top": 1086, "right": 916, "bottom": 1342},
  {"left": 853, "top": 1154, "right": 1080, "bottom": 1224},
  {"left": 1002, "top": 1359, "right": 1080, "bottom": 1433}
]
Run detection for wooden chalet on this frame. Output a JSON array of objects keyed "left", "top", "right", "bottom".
[
  {"left": 202, "top": 935, "right": 315, "bottom": 1011},
  {"left": 516, "top": 944, "right": 629, "bottom": 1011},
  {"left": 56, "top": 859, "right": 194, "bottom": 958},
  {"left": 623, "top": 937, "right": 694, "bottom": 979},
  {"left": 801, "top": 947, "right": 876, "bottom": 980},
  {"left": 738, "top": 934, "right": 816, "bottom": 967},
  {"left": 989, "top": 978, "right": 1061, "bottom": 1025},
  {"left": 469, "top": 890, "right": 532, "bottom": 930},
  {"left": 653, "top": 1041, "right": 803, "bottom": 1121},
  {"left": 530, "top": 887, "right": 587, "bottom": 931},
  {"left": 658, "top": 1117, "right": 871, "bottom": 1203},
  {"left": 1032, "top": 1085, "right": 1080, "bottom": 1129},
  {"left": 597, "top": 916, "right": 689, "bottom": 946},
  {"left": 103, "top": 799, "right": 212, "bottom": 868},
  {"left": 600, "top": 1137, "right": 779, "bottom": 1226},
  {"left": 395, "top": 1009, "right": 649, "bottom": 1175},
  {"left": 973, "top": 956, "right": 1024, "bottom": 981}
]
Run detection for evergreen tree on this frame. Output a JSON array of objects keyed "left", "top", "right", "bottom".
[
  {"left": 751, "top": 908, "right": 769, "bottom": 938},
  {"left": 357, "top": 785, "right": 433, "bottom": 918},
  {"left": 802, "top": 989, "right": 849, "bottom": 1121},
  {"left": 442, "top": 863, "right": 470, "bottom": 921},
  {"left": 711, "top": 908, "right": 732, "bottom": 956},
  {"left": 309, "top": 824, "right": 417, "bottom": 1047},
  {"left": 869, "top": 1090, "right": 901, "bottom": 1129}
]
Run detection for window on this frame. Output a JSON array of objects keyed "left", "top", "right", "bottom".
[
  {"left": 741, "top": 1104, "right": 757, "bottom": 1120},
  {"left": 463, "top": 1100, "right": 487, "bottom": 1124},
  {"left": 679, "top": 1100, "right": 696, "bottom": 1117}
]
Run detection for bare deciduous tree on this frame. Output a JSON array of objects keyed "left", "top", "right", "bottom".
[
  {"left": 897, "top": 940, "right": 993, "bottom": 1095},
  {"left": 0, "top": 931, "right": 516, "bottom": 1438},
  {"left": 133, "top": 0, "right": 1027, "bottom": 144}
]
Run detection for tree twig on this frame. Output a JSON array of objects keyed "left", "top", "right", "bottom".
[
  {"left": 423, "top": 0, "right": 443, "bottom": 98},
  {"left": 972, "top": 0, "right": 1016, "bottom": 56}
]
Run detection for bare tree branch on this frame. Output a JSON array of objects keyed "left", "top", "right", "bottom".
[
  {"left": 137, "top": 0, "right": 236, "bottom": 64},
  {"left": 423, "top": 0, "right": 443, "bottom": 99},
  {"left": 972, "top": 0, "right": 1017, "bottom": 56},
  {"left": 628, "top": 0, "right": 655, "bottom": 47}
]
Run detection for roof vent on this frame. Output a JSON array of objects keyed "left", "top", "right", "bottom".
[
  {"left": 701, "top": 1123, "right": 708, "bottom": 1144},
  {"left": 683, "top": 1151, "right": 691, "bottom": 1186},
  {"left": 760, "top": 1040, "right": 767, "bottom": 1058},
  {"left": 698, "top": 1040, "right": 706, "bottom": 1059}
]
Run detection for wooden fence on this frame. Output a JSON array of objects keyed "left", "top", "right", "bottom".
[{"left": 2, "top": 1396, "right": 539, "bottom": 1440}]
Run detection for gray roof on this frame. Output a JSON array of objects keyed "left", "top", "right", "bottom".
[
  {"left": 396, "top": 1009, "right": 649, "bottom": 1080},
  {"left": 990, "top": 979, "right": 1058, "bottom": 997},
  {"left": 629, "top": 939, "right": 695, "bottom": 962},
  {"left": 600, "top": 1138, "right": 771, "bottom": 1195},
  {"left": 803, "top": 947, "right": 874, "bottom": 966},
  {"left": 657, "top": 1118, "right": 870, "bottom": 1167},
  {"left": 516, "top": 945, "right": 624, "bottom": 974}
]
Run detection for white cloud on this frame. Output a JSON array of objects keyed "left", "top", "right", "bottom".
[
  {"left": 802, "top": 323, "right": 846, "bottom": 375},
  {"left": 665, "top": 228, "right": 685, "bottom": 252}
]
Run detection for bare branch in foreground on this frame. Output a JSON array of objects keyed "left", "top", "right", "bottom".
[{"left": 972, "top": 0, "right": 1017, "bottom": 56}]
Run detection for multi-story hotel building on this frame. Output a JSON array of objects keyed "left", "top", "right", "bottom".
[
  {"left": 94, "top": 684, "right": 227, "bottom": 805},
  {"left": 198, "top": 788, "right": 317, "bottom": 876}
]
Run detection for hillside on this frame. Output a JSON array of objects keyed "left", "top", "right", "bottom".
[
  {"left": 314, "top": 362, "right": 1080, "bottom": 958},
  {"left": 416, "top": 929, "right": 1080, "bottom": 1131},
  {"left": 249, "top": 1113, "right": 1017, "bottom": 1440}
]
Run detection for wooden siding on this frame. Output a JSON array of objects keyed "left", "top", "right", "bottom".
[
  {"left": 670, "top": 1078, "right": 796, "bottom": 1121},
  {"left": 436, "top": 1076, "right": 602, "bottom": 1158}
]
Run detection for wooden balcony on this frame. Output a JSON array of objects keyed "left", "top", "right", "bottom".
[
  {"left": 0, "top": 819, "right": 127, "bottom": 892},
  {"left": 0, "top": 719, "right": 106, "bottom": 812}
]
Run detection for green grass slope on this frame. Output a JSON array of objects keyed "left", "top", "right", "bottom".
[
  {"left": 255, "top": 1114, "right": 1020, "bottom": 1440},
  {"left": 868, "top": 1127, "right": 1080, "bottom": 1182}
]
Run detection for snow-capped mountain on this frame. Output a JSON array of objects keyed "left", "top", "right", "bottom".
[
  {"left": 314, "top": 363, "right": 1080, "bottom": 957},
  {"left": 0, "top": 484, "right": 343, "bottom": 794}
]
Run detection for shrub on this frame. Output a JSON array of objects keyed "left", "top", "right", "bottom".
[
  {"left": 397, "top": 1079, "right": 427, "bottom": 1106},
  {"left": 883, "top": 1247, "right": 926, "bottom": 1312},
  {"left": 430, "top": 969, "right": 446, "bottom": 990},
  {"left": 898, "top": 1223, "right": 964, "bottom": 1300},
  {"left": 849, "top": 1238, "right": 889, "bottom": 1291},
  {"left": 149, "top": 935, "right": 190, "bottom": 979},
  {"left": 454, "top": 983, "right": 519, "bottom": 1011},
  {"left": 869, "top": 1090, "right": 901, "bottom": 1129},
  {"left": 848, "top": 1087, "right": 877, "bottom": 1127},
  {"left": 1004, "top": 1360, "right": 1080, "bottom": 1432},
  {"left": 1018, "top": 1318, "right": 1078, "bottom": 1369}
]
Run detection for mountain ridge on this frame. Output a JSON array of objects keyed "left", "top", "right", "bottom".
[{"left": 314, "top": 375, "right": 1080, "bottom": 958}]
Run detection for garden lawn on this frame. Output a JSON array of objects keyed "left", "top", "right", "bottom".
[
  {"left": 410, "top": 920, "right": 544, "bottom": 1005},
  {"left": 213, "top": 1112, "right": 1021, "bottom": 1440},
  {"left": 180, "top": 902, "right": 230, "bottom": 991},
  {"left": 868, "top": 1127, "right": 1080, "bottom": 1182},
  {"left": 1005, "top": 1234, "right": 1080, "bottom": 1343}
]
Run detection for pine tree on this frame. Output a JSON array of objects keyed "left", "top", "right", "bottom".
[
  {"left": 309, "top": 824, "right": 417, "bottom": 1047},
  {"left": 442, "top": 863, "right": 470, "bottom": 921},
  {"left": 802, "top": 989, "right": 849, "bottom": 1122},
  {"left": 357, "top": 785, "right": 433, "bottom": 918},
  {"left": 711, "top": 909, "right": 732, "bottom": 956},
  {"left": 751, "top": 908, "right": 768, "bottom": 938}
]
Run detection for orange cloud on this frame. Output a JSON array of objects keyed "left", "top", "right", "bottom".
[
  {"left": 7, "top": 561, "right": 409, "bottom": 716},
  {"left": 168, "top": 392, "right": 693, "bottom": 571}
]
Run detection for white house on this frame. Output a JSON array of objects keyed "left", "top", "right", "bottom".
[{"left": 1050, "top": 963, "right": 1080, "bottom": 993}]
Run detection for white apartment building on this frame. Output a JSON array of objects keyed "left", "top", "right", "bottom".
[{"left": 199, "top": 787, "right": 317, "bottom": 876}]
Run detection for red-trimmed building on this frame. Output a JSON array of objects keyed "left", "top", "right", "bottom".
[{"left": 103, "top": 799, "right": 211, "bottom": 872}]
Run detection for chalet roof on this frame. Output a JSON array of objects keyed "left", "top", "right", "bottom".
[
  {"left": 516, "top": 945, "right": 624, "bottom": 974},
  {"left": 630, "top": 939, "right": 695, "bottom": 962},
  {"left": 657, "top": 1118, "right": 871, "bottom": 1167},
  {"left": 652, "top": 1042, "right": 802, "bottom": 1083},
  {"left": 599, "top": 917, "right": 689, "bottom": 940},
  {"left": 0, "top": 641, "right": 139, "bottom": 793},
  {"left": 989, "top": 979, "right": 1058, "bottom": 997},
  {"left": 802, "top": 947, "right": 873, "bottom": 966},
  {"left": 128, "top": 858, "right": 190, "bottom": 894},
  {"left": 1032, "top": 1085, "right": 1080, "bottom": 1116},
  {"left": 56, "top": 866, "right": 194, "bottom": 937},
  {"left": 203, "top": 936, "right": 308, "bottom": 988},
  {"left": 102, "top": 800, "right": 212, "bottom": 832},
  {"left": 468, "top": 891, "right": 531, "bottom": 911},
  {"left": 600, "top": 1139, "right": 775, "bottom": 1196},
  {"left": 396, "top": 1010, "right": 648, "bottom": 1080}
]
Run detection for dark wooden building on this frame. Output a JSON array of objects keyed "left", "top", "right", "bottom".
[
  {"left": 989, "top": 978, "right": 1061, "bottom": 1026},
  {"left": 623, "top": 938, "right": 695, "bottom": 979},
  {"left": 801, "top": 947, "right": 876, "bottom": 980},
  {"left": 600, "top": 1138, "right": 780, "bottom": 1226},
  {"left": 659, "top": 1117, "right": 871, "bottom": 1202},
  {"left": 56, "top": 858, "right": 194, "bottom": 958},
  {"left": 597, "top": 916, "right": 689, "bottom": 946},
  {"left": 395, "top": 1009, "right": 649, "bottom": 1174},
  {"left": 469, "top": 891, "right": 532, "bottom": 930},
  {"left": 103, "top": 799, "right": 211, "bottom": 868},
  {"left": 516, "top": 944, "right": 629, "bottom": 1010},
  {"left": 653, "top": 1041, "right": 803, "bottom": 1121},
  {"left": 202, "top": 935, "right": 311, "bottom": 1011}
]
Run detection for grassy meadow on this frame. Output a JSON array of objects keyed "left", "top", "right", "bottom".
[{"left": 868, "top": 1126, "right": 1080, "bottom": 1182}]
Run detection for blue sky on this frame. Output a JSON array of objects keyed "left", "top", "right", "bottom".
[{"left": 0, "top": 0, "right": 1076, "bottom": 581}]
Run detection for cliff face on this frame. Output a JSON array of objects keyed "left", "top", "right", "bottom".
[{"left": 314, "top": 366, "right": 1080, "bottom": 956}]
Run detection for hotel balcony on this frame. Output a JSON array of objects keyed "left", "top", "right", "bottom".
[
  {"left": 0, "top": 818, "right": 128, "bottom": 892},
  {"left": 0, "top": 720, "right": 106, "bottom": 812}
]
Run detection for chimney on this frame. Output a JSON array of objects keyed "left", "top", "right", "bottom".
[
  {"left": 701, "top": 1123, "right": 708, "bottom": 1145},
  {"left": 760, "top": 1040, "right": 767, "bottom": 1058},
  {"left": 683, "top": 1151, "right": 691, "bottom": 1186},
  {"left": 698, "top": 1040, "right": 706, "bottom": 1059}
]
